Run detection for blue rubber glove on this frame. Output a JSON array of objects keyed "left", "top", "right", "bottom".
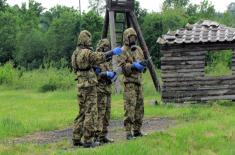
[
  {"left": 93, "top": 66, "right": 102, "bottom": 75},
  {"left": 112, "top": 47, "right": 122, "bottom": 55},
  {"left": 106, "top": 71, "right": 115, "bottom": 79},
  {"left": 132, "top": 60, "right": 145, "bottom": 72}
]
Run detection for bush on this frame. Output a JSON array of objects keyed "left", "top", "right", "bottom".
[
  {"left": 0, "top": 62, "right": 18, "bottom": 85},
  {"left": 39, "top": 80, "right": 58, "bottom": 92}
]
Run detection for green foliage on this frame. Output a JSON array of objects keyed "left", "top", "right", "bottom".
[
  {"left": 163, "top": 0, "right": 190, "bottom": 10},
  {"left": 205, "top": 50, "right": 233, "bottom": 77},
  {"left": 0, "top": 0, "right": 235, "bottom": 69},
  {"left": 15, "top": 29, "right": 46, "bottom": 69},
  {"left": 81, "top": 11, "right": 103, "bottom": 47},
  {"left": 46, "top": 6, "right": 80, "bottom": 64},
  {"left": 0, "top": 62, "right": 18, "bottom": 85},
  {"left": 0, "top": 9, "right": 19, "bottom": 63},
  {"left": 88, "top": 0, "right": 105, "bottom": 15}
]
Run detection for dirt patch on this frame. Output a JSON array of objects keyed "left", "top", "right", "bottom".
[{"left": 8, "top": 117, "right": 174, "bottom": 145}]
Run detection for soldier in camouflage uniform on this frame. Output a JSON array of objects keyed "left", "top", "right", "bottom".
[
  {"left": 94, "top": 39, "right": 114, "bottom": 144},
  {"left": 71, "top": 30, "right": 122, "bottom": 148},
  {"left": 118, "top": 28, "right": 146, "bottom": 140}
]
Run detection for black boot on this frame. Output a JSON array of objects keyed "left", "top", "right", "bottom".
[
  {"left": 83, "top": 141, "right": 100, "bottom": 148},
  {"left": 73, "top": 140, "right": 83, "bottom": 146},
  {"left": 100, "top": 136, "right": 114, "bottom": 143},
  {"left": 126, "top": 134, "right": 136, "bottom": 140},
  {"left": 133, "top": 131, "right": 147, "bottom": 137}
]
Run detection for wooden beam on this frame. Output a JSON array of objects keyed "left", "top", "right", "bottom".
[
  {"left": 102, "top": 9, "right": 109, "bottom": 39},
  {"left": 109, "top": 11, "right": 122, "bottom": 93}
]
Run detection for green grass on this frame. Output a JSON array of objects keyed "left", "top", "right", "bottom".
[
  {"left": 1, "top": 102, "right": 235, "bottom": 155},
  {"left": 1, "top": 87, "right": 235, "bottom": 155}
]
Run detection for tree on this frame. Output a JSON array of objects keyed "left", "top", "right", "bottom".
[
  {"left": 0, "top": 0, "right": 7, "bottom": 11},
  {"left": 0, "top": 8, "right": 19, "bottom": 64},
  {"left": 198, "top": 0, "right": 215, "bottom": 19},
  {"left": 81, "top": 11, "right": 103, "bottom": 47},
  {"left": 141, "top": 13, "right": 163, "bottom": 67},
  {"left": 88, "top": 0, "right": 106, "bottom": 15},
  {"left": 46, "top": 6, "right": 80, "bottom": 66},
  {"left": 134, "top": 0, "right": 147, "bottom": 23},
  {"left": 15, "top": 29, "right": 46, "bottom": 69},
  {"left": 228, "top": 2, "right": 235, "bottom": 16},
  {"left": 163, "top": 0, "right": 190, "bottom": 10}
]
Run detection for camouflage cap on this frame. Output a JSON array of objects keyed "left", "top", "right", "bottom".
[
  {"left": 96, "top": 38, "right": 110, "bottom": 52},
  {"left": 77, "top": 30, "right": 92, "bottom": 46},
  {"left": 123, "top": 28, "right": 137, "bottom": 45}
]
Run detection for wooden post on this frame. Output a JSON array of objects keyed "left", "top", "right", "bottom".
[
  {"left": 102, "top": 10, "right": 109, "bottom": 38},
  {"left": 126, "top": 12, "right": 132, "bottom": 28},
  {"left": 233, "top": 48, "right": 235, "bottom": 75},
  {"left": 109, "top": 11, "right": 122, "bottom": 93},
  {"left": 128, "top": 12, "right": 161, "bottom": 92}
]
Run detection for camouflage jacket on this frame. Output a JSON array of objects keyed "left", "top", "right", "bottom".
[
  {"left": 71, "top": 47, "right": 106, "bottom": 88},
  {"left": 118, "top": 45, "right": 144, "bottom": 85},
  {"left": 96, "top": 61, "right": 113, "bottom": 94}
]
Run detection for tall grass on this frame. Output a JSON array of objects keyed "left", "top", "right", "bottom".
[
  {"left": 0, "top": 63, "right": 76, "bottom": 92},
  {"left": 0, "top": 62, "right": 159, "bottom": 96}
]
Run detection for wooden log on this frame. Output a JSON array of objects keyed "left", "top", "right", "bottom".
[
  {"left": 161, "top": 60, "right": 204, "bottom": 66},
  {"left": 162, "top": 72, "right": 204, "bottom": 78},
  {"left": 163, "top": 51, "right": 207, "bottom": 57},
  {"left": 164, "top": 79, "right": 235, "bottom": 87},
  {"left": 163, "top": 95, "right": 235, "bottom": 103},
  {"left": 162, "top": 68, "right": 204, "bottom": 74},
  {"left": 161, "top": 56, "right": 205, "bottom": 61},
  {"left": 161, "top": 64, "right": 205, "bottom": 70},
  {"left": 162, "top": 75, "right": 235, "bottom": 82},
  {"left": 160, "top": 43, "right": 235, "bottom": 52},
  {"left": 162, "top": 89, "right": 235, "bottom": 99},
  {"left": 162, "top": 85, "right": 235, "bottom": 91}
]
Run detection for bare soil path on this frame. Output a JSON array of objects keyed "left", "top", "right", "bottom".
[{"left": 8, "top": 117, "right": 175, "bottom": 145}]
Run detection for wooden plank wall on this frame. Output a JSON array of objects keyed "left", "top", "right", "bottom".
[{"left": 161, "top": 45, "right": 235, "bottom": 103}]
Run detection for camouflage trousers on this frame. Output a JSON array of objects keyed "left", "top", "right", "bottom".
[
  {"left": 123, "top": 83, "right": 144, "bottom": 135},
  {"left": 73, "top": 86, "right": 98, "bottom": 143},
  {"left": 96, "top": 92, "right": 111, "bottom": 139}
]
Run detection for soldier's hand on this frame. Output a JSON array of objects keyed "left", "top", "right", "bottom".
[
  {"left": 93, "top": 66, "right": 102, "bottom": 75},
  {"left": 106, "top": 71, "right": 115, "bottom": 79},
  {"left": 132, "top": 61, "right": 145, "bottom": 72},
  {"left": 112, "top": 47, "right": 122, "bottom": 55},
  {"left": 107, "top": 71, "right": 118, "bottom": 82}
]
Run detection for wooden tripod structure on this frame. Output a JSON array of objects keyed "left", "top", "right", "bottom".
[{"left": 102, "top": 0, "right": 161, "bottom": 93}]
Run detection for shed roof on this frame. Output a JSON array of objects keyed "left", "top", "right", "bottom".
[{"left": 157, "top": 20, "right": 235, "bottom": 45}]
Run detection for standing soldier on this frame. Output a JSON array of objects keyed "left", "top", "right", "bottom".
[
  {"left": 118, "top": 28, "right": 146, "bottom": 140},
  {"left": 71, "top": 30, "right": 122, "bottom": 148},
  {"left": 94, "top": 39, "right": 114, "bottom": 144}
]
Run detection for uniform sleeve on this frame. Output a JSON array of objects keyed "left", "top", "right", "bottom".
[
  {"left": 71, "top": 50, "right": 78, "bottom": 72},
  {"left": 88, "top": 51, "right": 106, "bottom": 66},
  {"left": 117, "top": 54, "right": 133, "bottom": 76},
  {"left": 137, "top": 47, "right": 145, "bottom": 61}
]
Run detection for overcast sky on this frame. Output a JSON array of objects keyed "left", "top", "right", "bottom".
[{"left": 6, "top": 0, "right": 235, "bottom": 13}]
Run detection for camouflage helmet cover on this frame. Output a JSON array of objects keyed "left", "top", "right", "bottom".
[
  {"left": 77, "top": 30, "right": 92, "bottom": 46},
  {"left": 123, "top": 28, "right": 137, "bottom": 45},
  {"left": 96, "top": 38, "right": 110, "bottom": 52}
]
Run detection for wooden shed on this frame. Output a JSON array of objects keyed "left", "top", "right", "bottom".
[{"left": 157, "top": 20, "right": 235, "bottom": 103}]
